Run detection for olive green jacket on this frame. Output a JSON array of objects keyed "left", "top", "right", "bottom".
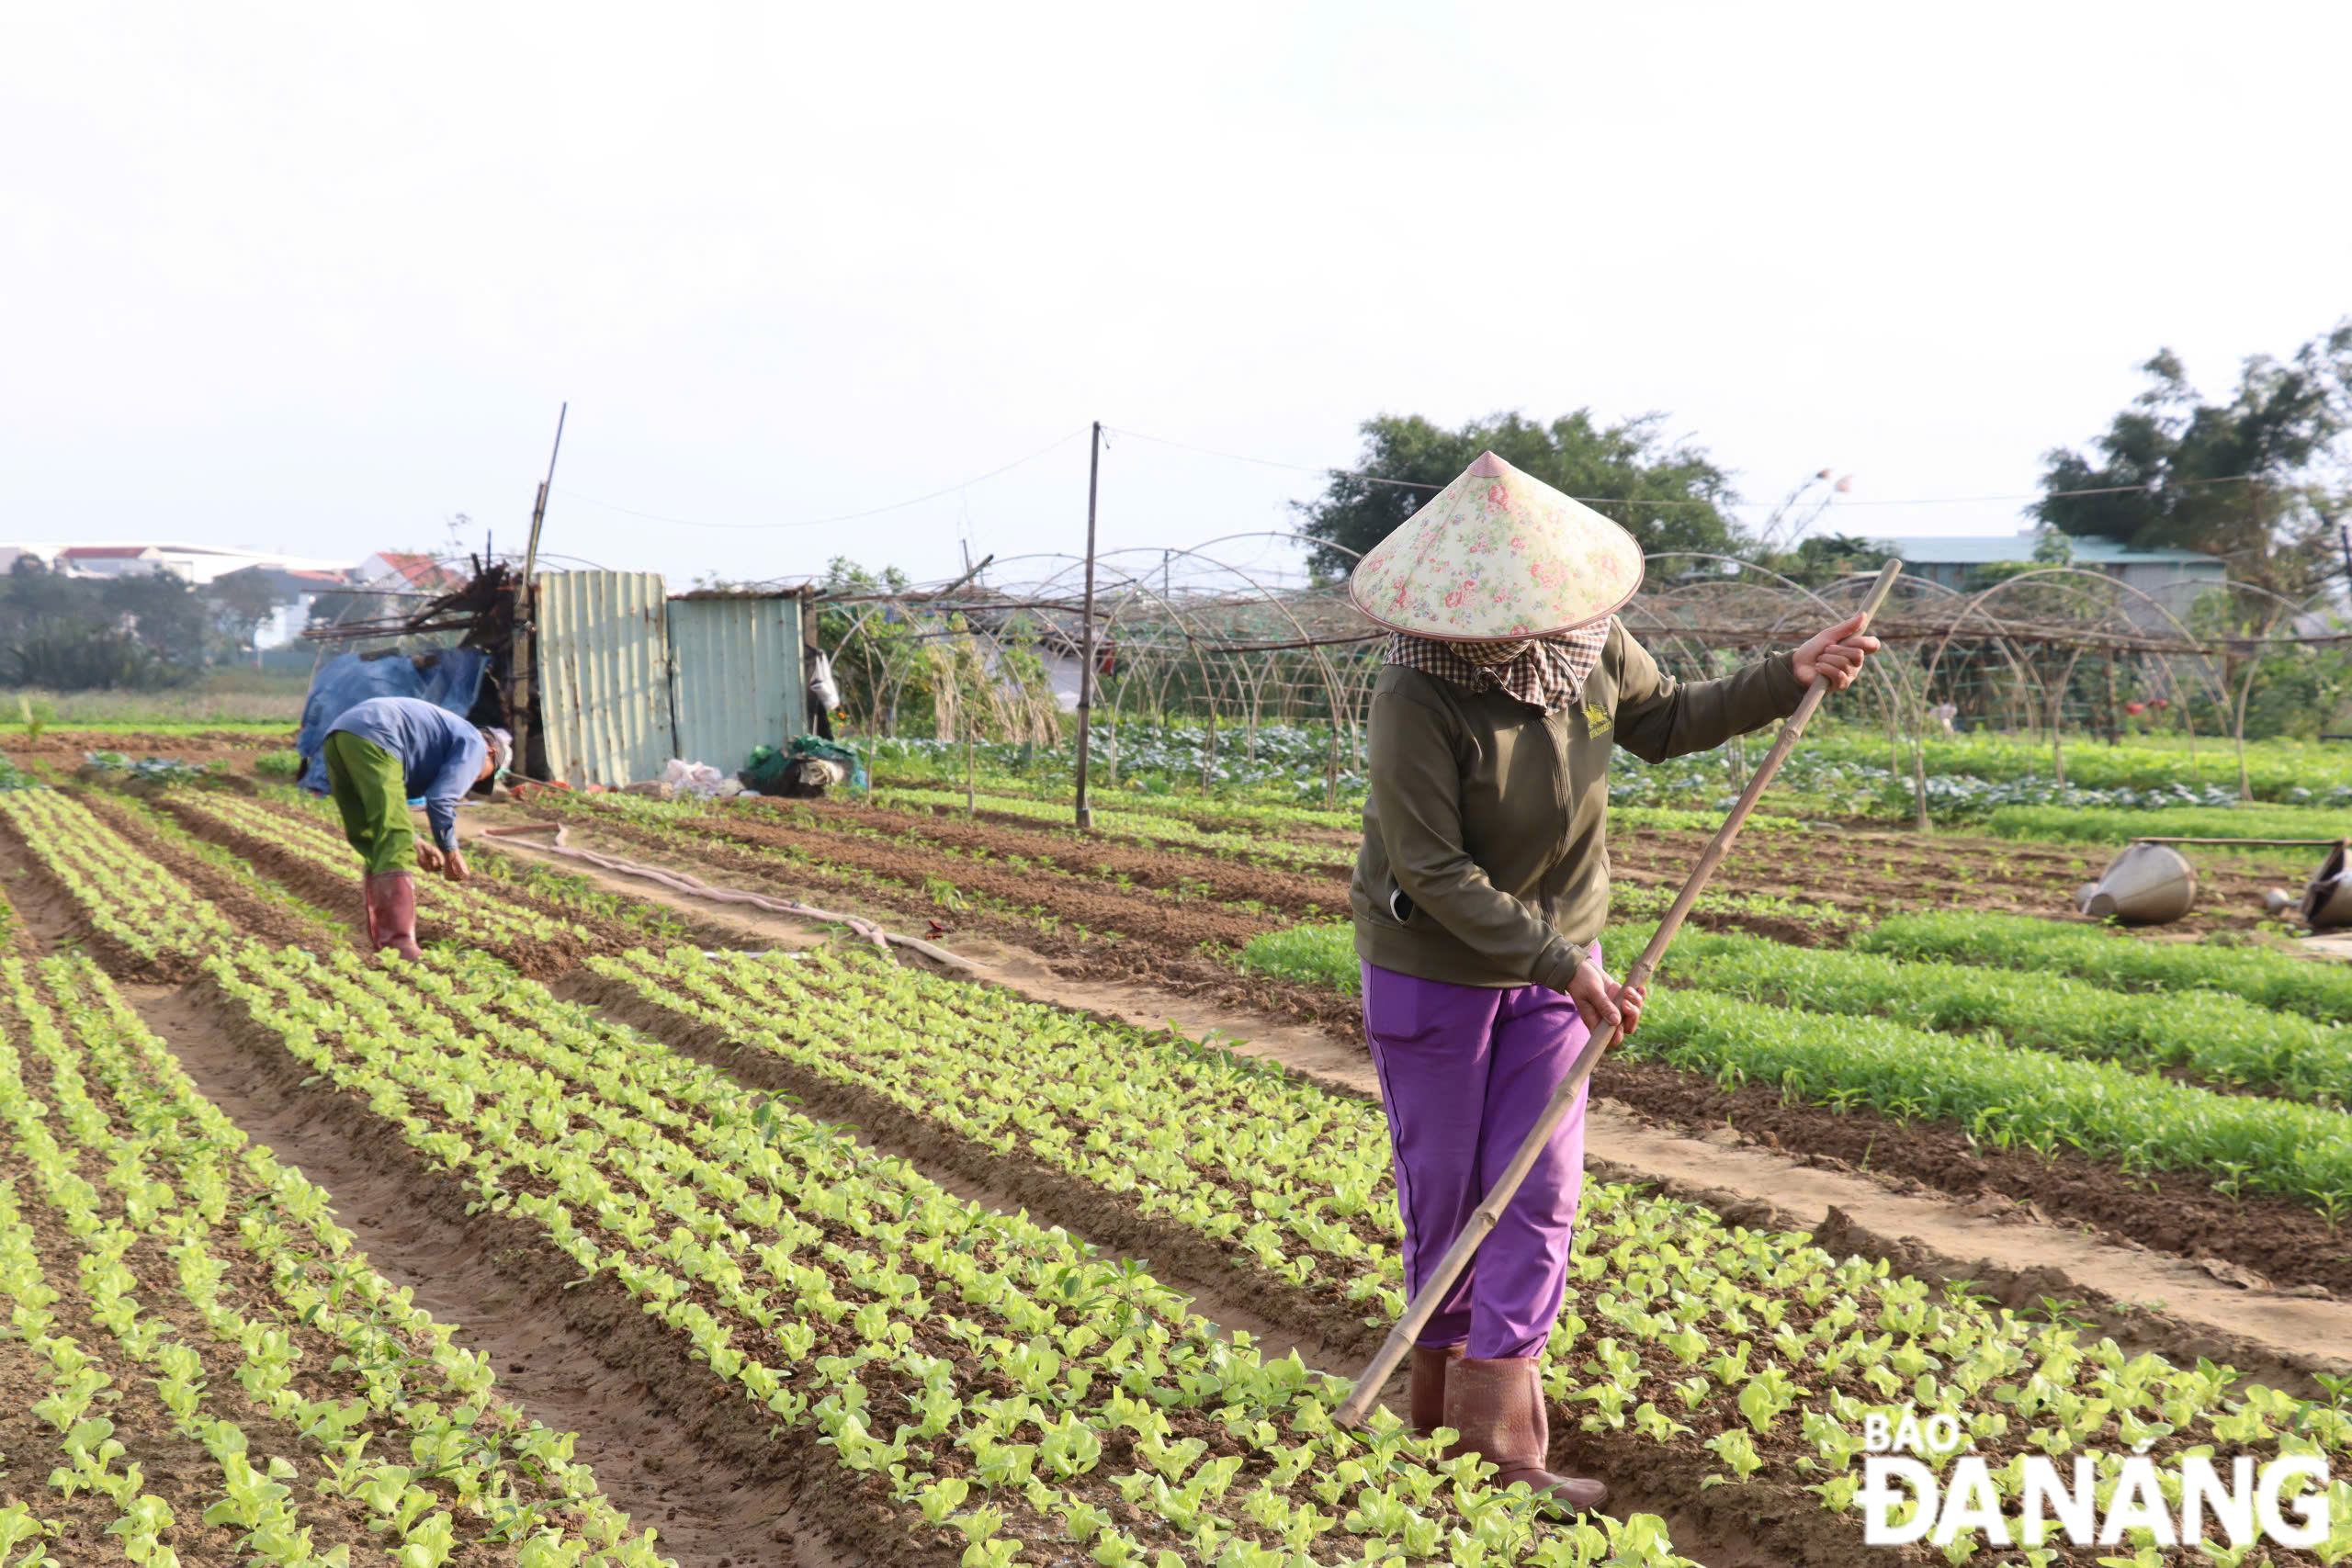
[{"left": 1351, "top": 622, "right": 1805, "bottom": 991}]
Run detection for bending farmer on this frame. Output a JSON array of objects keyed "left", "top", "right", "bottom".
[
  {"left": 322, "top": 695, "right": 511, "bottom": 960},
  {"left": 1347, "top": 452, "right": 1876, "bottom": 1512}
]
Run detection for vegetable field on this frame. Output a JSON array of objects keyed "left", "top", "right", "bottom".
[{"left": 0, "top": 740, "right": 2347, "bottom": 1566}]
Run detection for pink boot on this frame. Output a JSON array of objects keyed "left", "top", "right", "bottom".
[
  {"left": 366, "top": 871, "right": 423, "bottom": 961},
  {"left": 1444, "top": 1357, "right": 1608, "bottom": 1513}
]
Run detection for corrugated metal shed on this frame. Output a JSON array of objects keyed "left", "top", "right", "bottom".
[
  {"left": 667, "top": 595, "right": 805, "bottom": 778},
  {"left": 535, "top": 572, "right": 678, "bottom": 786}
]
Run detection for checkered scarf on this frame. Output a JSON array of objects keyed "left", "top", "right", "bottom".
[{"left": 1384, "top": 622, "right": 1612, "bottom": 712}]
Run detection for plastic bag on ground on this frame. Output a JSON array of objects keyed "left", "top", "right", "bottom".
[{"left": 659, "top": 759, "right": 731, "bottom": 798}]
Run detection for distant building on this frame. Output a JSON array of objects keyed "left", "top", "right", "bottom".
[
  {"left": 356, "top": 551, "right": 463, "bottom": 593},
  {"left": 1876, "top": 529, "right": 2226, "bottom": 625},
  {"left": 0, "top": 542, "right": 474, "bottom": 647},
  {"left": 0, "top": 541, "right": 358, "bottom": 587},
  {"left": 209, "top": 564, "right": 361, "bottom": 649}
]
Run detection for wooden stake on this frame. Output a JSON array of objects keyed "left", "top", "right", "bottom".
[
  {"left": 1334, "top": 561, "right": 1904, "bottom": 1429},
  {"left": 1073, "top": 421, "right": 1102, "bottom": 829},
  {"left": 509, "top": 402, "right": 568, "bottom": 780}
]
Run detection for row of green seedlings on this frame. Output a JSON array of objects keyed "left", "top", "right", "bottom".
[
  {"left": 1242, "top": 910, "right": 2352, "bottom": 1031},
  {"left": 247, "top": 784, "right": 711, "bottom": 944},
  {"left": 865, "top": 784, "right": 1814, "bottom": 871},
  {"left": 77, "top": 786, "right": 350, "bottom": 942},
  {"left": 0, "top": 950, "right": 665, "bottom": 1567},
  {"left": 204, "top": 940, "right": 1690, "bottom": 1568},
  {"left": 1856, "top": 912, "right": 2352, "bottom": 1024},
  {"left": 1240, "top": 917, "right": 2352, "bottom": 1103},
  {"left": 1649, "top": 926, "right": 2352, "bottom": 1105},
  {"left": 164, "top": 789, "right": 593, "bottom": 953},
  {"left": 0, "top": 789, "right": 237, "bottom": 969},
  {"left": 584, "top": 941, "right": 2352, "bottom": 1564},
  {"left": 866, "top": 786, "right": 1357, "bottom": 872},
  {"left": 1232, "top": 919, "right": 2352, "bottom": 1222}
]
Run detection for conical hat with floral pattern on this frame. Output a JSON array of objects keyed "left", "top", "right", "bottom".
[{"left": 1347, "top": 451, "right": 1645, "bottom": 639}]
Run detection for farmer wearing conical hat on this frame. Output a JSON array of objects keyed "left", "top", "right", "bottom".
[{"left": 1349, "top": 452, "right": 1875, "bottom": 1510}]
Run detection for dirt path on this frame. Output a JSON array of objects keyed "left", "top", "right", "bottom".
[{"left": 483, "top": 823, "right": 2352, "bottom": 1396}]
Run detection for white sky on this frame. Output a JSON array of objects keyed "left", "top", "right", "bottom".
[{"left": 5, "top": 2, "right": 2346, "bottom": 590}]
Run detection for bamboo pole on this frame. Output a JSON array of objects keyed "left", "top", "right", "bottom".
[
  {"left": 508, "top": 402, "right": 567, "bottom": 780},
  {"left": 1073, "top": 421, "right": 1102, "bottom": 829},
  {"left": 1334, "top": 560, "right": 1903, "bottom": 1429}
]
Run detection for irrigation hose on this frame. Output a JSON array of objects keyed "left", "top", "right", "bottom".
[{"left": 474, "top": 819, "right": 979, "bottom": 971}]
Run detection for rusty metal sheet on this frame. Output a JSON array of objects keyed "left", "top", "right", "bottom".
[
  {"left": 666, "top": 595, "right": 805, "bottom": 778},
  {"left": 534, "top": 571, "right": 677, "bottom": 787}
]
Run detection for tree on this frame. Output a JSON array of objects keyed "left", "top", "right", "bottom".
[
  {"left": 2034, "top": 321, "right": 2352, "bottom": 600},
  {"left": 0, "top": 560, "right": 206, "bottom": 690},
  {"left": 1748, "top": 533, "right": 1902, "bottom": 590},
  {"left": 1295, "top": 411, "right": 1745, "bottom": 581},
  {"left": 202, "top": 568, "right": 286, "bottom": 653}
]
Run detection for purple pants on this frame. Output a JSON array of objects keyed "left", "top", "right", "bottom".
[{"left": 1362, "top": 954, "right": 1595, "bottom": 1359}]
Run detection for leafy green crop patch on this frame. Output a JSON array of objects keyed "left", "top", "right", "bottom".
[
  {"left": 1858, "top": 913, "right": 2352, "bottom": 1025},
  {"left": 591, "top": 942, "right": 2352, "bottom": 1562},
  {"left": 0, "top": 787, "right": 241, "bottom": 976},
  {"left": 1240, "top": 917, "right": 2352, "bottom": 1213},
  {"left": 171, "top": 790, "right": 598, "bottom": 957},
  {"left": 0, "top": 950, "right": 664, "bottom": 1566},
  {"left": 203, "top": 942, "right": 1695, "bottom": 1567}
]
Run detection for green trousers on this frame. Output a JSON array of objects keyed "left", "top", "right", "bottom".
[{"left": 323, "top": 732, "right": 416, "bottom": 874}]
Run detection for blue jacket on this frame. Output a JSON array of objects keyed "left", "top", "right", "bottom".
[{"left": 326, "top": 696, "right": 486, "bottom": 853}]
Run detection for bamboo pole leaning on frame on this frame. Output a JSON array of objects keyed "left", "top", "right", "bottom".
[{"left": 1334, "top": 558, "right": 1905, "bottom": 1430}]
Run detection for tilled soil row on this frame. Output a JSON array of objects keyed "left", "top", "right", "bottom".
[
  {"left": 1609, "top": 828, "right": 2280, "bottom": 936},
  {"left": 757, "top": 796, "right": 1349, "bottom": 918},
  {"left": 651, "top": 807, "right": 1279, "bottom": 952},
  {"left": 528, "top": 803, "right": 1371, "bottom": 1035},
  {"left": 813, "top": 795, "right": 1363, "bottom": 874},
  {"left": 639, "top": 799, "right": 1850, "bottom": 960},
  {"left": 6, "top": 728, "right": 291, "bottom": 759}
]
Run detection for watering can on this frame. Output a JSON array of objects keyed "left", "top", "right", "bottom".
[
  {"left": 2299, "top": 840, "right": 2352, "bottom": 931},
  {"left": 2075, "top": 842, "right": 2199, "bottom": 925}
]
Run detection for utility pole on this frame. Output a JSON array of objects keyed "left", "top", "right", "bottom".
[
  {"left": 508, "top": 403, "right": 568, "bottom": 784},
  {"left": 1073, "top": 421, "right": 1102, "bottom": 829}
]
